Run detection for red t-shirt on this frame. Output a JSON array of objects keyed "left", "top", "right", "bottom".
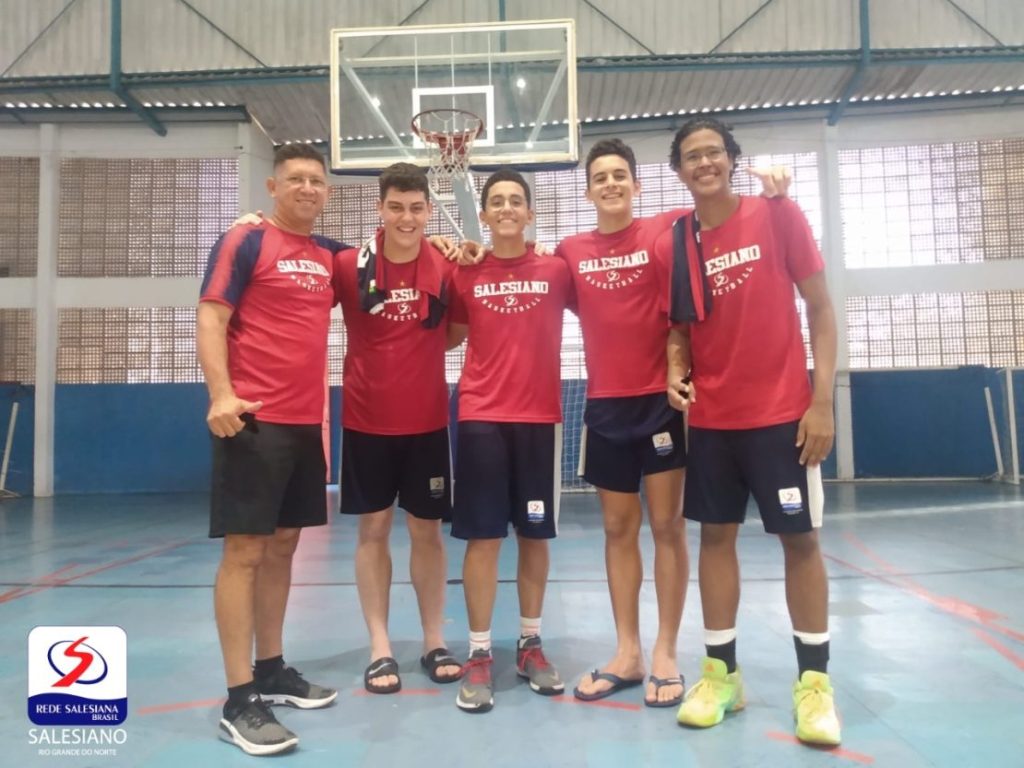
[
  {"left": 200, "top": 223, "right": 339, "bottom": 425},
  {"left": 449, "top": 247, "right": 573, "bottom": 423},
  {"left": 556, "top": 209, "right": 684, "bottom": 398},
  {"left": 657, "top": 196, "right": 824, "bottom": 430},
  {"left": 333, "top": 237, "right": 455, "bottom": 435}
]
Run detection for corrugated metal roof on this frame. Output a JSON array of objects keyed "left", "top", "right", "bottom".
[
  {"left": 2, "top": 0, "right": 1024, "bottom": 143},
  {"left": 857, "top": 61, "right": 1024, "bottom": 99},
  {"left": 4, "top": 0, "right": 1023, "bottom": 77},
  {"left": 5, "top": 55, "right": 1024, "bottom": 145}
]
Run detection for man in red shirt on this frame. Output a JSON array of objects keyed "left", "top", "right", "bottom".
[
  {"left": 563, "top": 140, "right": 789, "bottom": 708},
  {"left": 662, "top": 117, "right": 840, "bottom": 746},
  {"left": 198, "top": 144, "right": 343, "bottom": 756},
  {"left": 332, "top": 163, "right": 462, "bottom": 695},
  {"left": 447, "top": 169, "right": 574, "bottom": 713}
]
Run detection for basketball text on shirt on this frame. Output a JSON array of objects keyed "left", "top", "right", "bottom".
[
  {"left": 472, "top": 279, "right": 550, "bottom": 314},
  {"left": 577, "top": 249, "right": 648, "bottom": 290},
  {"left": 704, "top": 243, "right": 761, "bottom": 295}
]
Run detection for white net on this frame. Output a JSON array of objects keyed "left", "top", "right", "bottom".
[
  {"left": 412, "top": 109, "right": 483, "bottom": 185},
  {"left": 560, "top": 312, "right": 590, "bottom": 491},
  {"left": 991, "top": 368, "right": 1021, "bottom": 484}
]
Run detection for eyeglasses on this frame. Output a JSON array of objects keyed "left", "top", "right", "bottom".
[
  {"left": 681, "top": 147, "right": 727, "bottom": 167},
  {"left": 282, "top": 175, "right": 327, "bottom": 190}
]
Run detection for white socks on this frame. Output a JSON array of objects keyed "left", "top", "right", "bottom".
[
  {"left": 469, "top": 630, "right": 492, "bottom": 654},
  {"left": 704, "top": 627, "right": 737, "bottom": 646},
  {"left": 520, "top": 616, "right": 541, "bottom": 640},
  {"left": 793, "top": 630, "right": 830, "bottom": 645}
]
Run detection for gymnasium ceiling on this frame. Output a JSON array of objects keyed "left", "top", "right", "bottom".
[{"left": 2, "top": 0, "right": 1023, "bottom": 145}]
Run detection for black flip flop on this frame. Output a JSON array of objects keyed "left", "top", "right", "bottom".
[
  {"left": 644, "top": 675, "right": 685, "bottom": 708},
  {"left": 364, "top": 656, "right": 401, "bottom": 694},
  {"left": 420, "top": 648, "right": 463, "bottom": 684},
  {"left": 572, "top": 670, "right": 644, "bottom": 702}
]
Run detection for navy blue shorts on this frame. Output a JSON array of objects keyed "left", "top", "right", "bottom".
[
  {"left": 210, "top": 416, "right": 327, "bottom": 537},
  {"left": 451, "top": 421, "right": 560, "bottom": 540},
  {"left": 580, "top": 413, "right": 687, "bottom": 493},
  {"left": 684, "top": 420, "right": 823, "bottom": 534},
  {"left": 340, "top": 427, "right": 452, "bottom": 520}
]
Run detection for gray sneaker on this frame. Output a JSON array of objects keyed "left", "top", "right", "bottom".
[
  {"left": 516, "top": 635, "right": 564, "bottom": 695},
  {"left": 456, "top": 649, "right": 494, "bottom": 713},
  {"left": 219, "top": 693, "right": 299, "bottom": 756},
  {"left": 255, "top": 665, "right": 338, "bottom": 709}
]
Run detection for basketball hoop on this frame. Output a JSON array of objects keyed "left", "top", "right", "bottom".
[{"left": 411, "top": 108, "right": 484, "bottom": 183}]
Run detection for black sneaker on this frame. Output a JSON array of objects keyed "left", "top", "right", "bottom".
[
  {"left": 255, "top": 665, "right": 338, "bottom": 709},
  {"left": 219, "top": 693, "right": 298, "bottom": 756}
]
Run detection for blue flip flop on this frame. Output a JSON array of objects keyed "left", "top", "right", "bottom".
[
  {"left": 643, "top": 675, "right": 685, "bottom": 708},
  {"left": 573, "top": 669, "right": 644, "bottom": 702}
]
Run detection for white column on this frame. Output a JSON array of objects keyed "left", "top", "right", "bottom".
[
  {"left": 34, "top": 124, "right": 59, "bottom": 497},
  {"left": 237, "top": 123, "right": 274, "bottom": 216},
  {"left": 819, "top": 123, "right": 854, "bottom": 480}
]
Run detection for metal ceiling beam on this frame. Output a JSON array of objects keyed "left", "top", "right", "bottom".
[
  {"left": 5, "top": 88, "right": 1017, "bottom": 134},
  {"left": 174, "top": 0, "right": 267, "bottom": 67},
  {"left": 709, "top": 0, "right": 780, "bottom": 54},
  {"left": 872, "top": 50, "right": 1024, "bottom": 65},
  {"left": 109, "top": 0, "right": 166, "bottom": 136},
  {"left": 3, "top": 107, "right": 27, "bottom": 124},
  {"left": 572, "top": 91, "right": 1024, "bottom": 137},
  {"left": 360, "top": 0, "right": 437, "bottom": 60},
  {"left": 3, "top": 46, "right": 1023, "bottom": 97},
  {"left": 580, "top": 0, "right": 656, "bottom": 56},
  {"left": 941, "top": 0, "right": 1004, "bottom": 46},
  {"left": 829, "top": 0, "right": 871, "bottom": 126},
  {"left": 1, "top": 0, "right": 80, "bottom": 78}
]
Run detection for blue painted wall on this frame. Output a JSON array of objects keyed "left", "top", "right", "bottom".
[
  {"left": 33, "top": 368, "right": 1021, "bottom": 494},
  {"left": 54, "top": 384, "right": 211, "bottom": 494},
  {"left": 54, "top": 384, "right": 342, "bottom": 495},
  {"left": 0, "top": 384, "right": 34, "bottom": 496},
  {"left": 851, "top": 367, "right": 999, "bottom": 478},
  {"left": 329, "top": 385, "right": 341, "bottom": 483}
]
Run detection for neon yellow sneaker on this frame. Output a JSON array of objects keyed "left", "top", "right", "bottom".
[
  {"left": 676, "top": 657, "right": 745, "bottom": 728},
  {"left": 793, "top": 671, "right": 841, "bottom": 746}
]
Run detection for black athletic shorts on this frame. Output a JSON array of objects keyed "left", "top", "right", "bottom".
[
  {"left": 684, "top": 420, "right": 824, "bottom": 534},
  {"left": 451, "top": 421, "right": 560, "bottom": 540},
  {"left": 580, "top": 405, "right": 687, "bottom": 493},
  {"left": 340, "top": 427, "right": 451, "bottom": 520},
  {"left": 209, "top": 416, "right": 328, "bottom": 538}
]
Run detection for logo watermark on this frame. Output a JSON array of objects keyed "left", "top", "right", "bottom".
[{"left": 28, "top": 626, "right": 128, "bottom": 758}]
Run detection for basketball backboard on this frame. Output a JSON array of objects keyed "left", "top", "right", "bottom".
[{"left": 329, "top": 20, "right": 578, "bottom": 174}]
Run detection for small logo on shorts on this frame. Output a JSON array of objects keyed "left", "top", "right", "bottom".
[
  {"left": 429, "top": 476, "right": 445, "bottom": 499},
  {"left": 527, "top": 500, "right": 545, "bottom": 524},
  {"left": 778, "top": 487, "right": 803, "bottom": 515},
  {"left": 652, "top": 432, "right": 674, "bottom": 457}
]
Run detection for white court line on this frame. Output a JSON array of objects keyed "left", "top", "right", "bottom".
[
  {"left": 737, "top": 499, "right": 1024, "bottom": 525},
  {"left": 821, "top": 499, "right": 1024, "bottom": 522}
]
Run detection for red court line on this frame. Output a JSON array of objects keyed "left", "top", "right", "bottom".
[
  {"left": 840, "top": 533, "right": 1003, "bottom": 623},
  {"left": 550, "top": 694, "right": 642, "bottom": 711},
  {"left": 973, "top": 629, "right": 1024, "bottom": 671},
  {"left": 0, "top": 562, "right": 82, "bottom": 604},
  {"left": 988, "top": 622, "right": 1024, "bottom": 644},
  {"left": 0, "top": 540, "right": 192, "bottom": 605},
  {"left": 827, "top": 536, "right": 1024, "bottom": 657},
  {"left": 765, "top": 731, "right": 874, "bottom": 764},
  {"left": 352, "top": 688, "right": 440, "bottom": 697},
  {"left": 137, "top": 697, "right": 226, "bottom": 715},
  {"left": 824, "top": 552, "right": 1024, "bottom": 648}
]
